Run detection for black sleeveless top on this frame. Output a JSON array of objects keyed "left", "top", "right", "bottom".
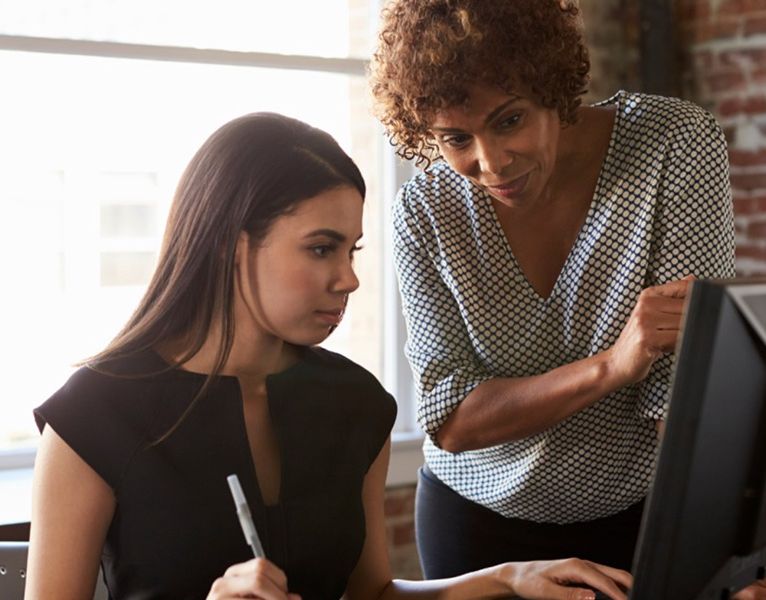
[{"left": 35, "top": 347, "right": 397, "bottom": 600}]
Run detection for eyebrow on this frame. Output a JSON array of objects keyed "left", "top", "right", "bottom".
[
  {"left": 431, "top": 96, "right": 522, "bottom": 133},
  {"left": 303, "top": 229, "right": 363, "bottom": 242}
]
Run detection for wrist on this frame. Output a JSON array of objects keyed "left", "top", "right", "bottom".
[
  {"left": 442, "top": 564, "right": 517, "bottom": 600},
  {"left": 488, "top": 563, "right": 518, "bottom": 598},
  {"left": 598, "top": 346, "right": 632, "bottom": 390}
]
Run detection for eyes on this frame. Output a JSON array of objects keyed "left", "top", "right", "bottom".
[
  {"left": 310, "top": 243, "right": 363, "bottom": 260},
  {"left": 437, "top": 113, "right": 523, "bottom": 149}
]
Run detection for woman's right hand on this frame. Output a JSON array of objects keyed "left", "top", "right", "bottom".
[
  {"left": 206, "top": 558, "right": 301, "bottom": 600},
  {"left": 502, "top": 558, "right": 632, "bottom": 600},
  {"left": 606, "top": 276, "right": 694, "bottom": 387}
]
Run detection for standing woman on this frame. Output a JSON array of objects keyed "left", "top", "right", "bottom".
[
  {"left": 26, "top": 112, "right": 632, "bottom": 600},
  {"left": 370, "top": 0, "right": 735, "bottom": 580}
]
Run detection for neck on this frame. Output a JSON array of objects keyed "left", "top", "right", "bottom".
[{"left": 158, "top": 320, "right": 298, "bottom": 387}]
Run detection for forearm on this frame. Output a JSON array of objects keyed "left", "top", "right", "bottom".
[
  {"left": 375, "top": 566, "right": 512, "bottom": 600},
  {"left": 436, "top": 348, "right": 627, "bottom": 452}
]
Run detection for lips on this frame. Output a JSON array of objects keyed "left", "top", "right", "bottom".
[
  {"left": 485, "top": 173, "right": 529, "bottom": 200},
  {"left": 315, "top": 308, "right": 345, "bottom": 326}
]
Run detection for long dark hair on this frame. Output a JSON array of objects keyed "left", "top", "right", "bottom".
[{"left": 88, "top": 113, "right": 365, "bottom": 435}]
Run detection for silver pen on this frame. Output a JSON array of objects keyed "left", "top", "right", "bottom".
[{"left": 226, "top": 473, "right": 265, "bottom": 558}]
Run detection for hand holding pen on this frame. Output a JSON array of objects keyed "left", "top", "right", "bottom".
[{"left": 204, "top": 474, "right": 300, "bottom": 600}]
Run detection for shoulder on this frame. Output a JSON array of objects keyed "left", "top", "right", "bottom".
[
  {"left": 34, "top": 351, "right": 172, "bottom": 490},
  {"left": 307, "top": 347, "right": 395, "bottom": 412},
  {"left": 35, "top": 352, "right": 169, "bottom": 431},
  {"left": 304, "top": 347, "right": 392, "bottom": 399},
  {"left": 610, "top": 90, "right": 723, "bottom": 146},
  {"left": 290, "top": 348, "right": 397, "bottom": 466},
  {"left": 53, "top": 351, "right": 165, "bottom": 398},
  {"left": 397, "top": 161, "right": 476, "bottom": 213},
  {"left": 394, "top": 162, "right": 482, "bottom": 245}
]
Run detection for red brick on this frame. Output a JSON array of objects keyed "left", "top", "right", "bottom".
[
  {"left": 746, "top": 220, "right": 766, "bottom": 237},
  {"left": 683, "top": 19, "right": 741, "bottom": 44},
  {"left": 718, "top": 97, "right": 745, "bottom": 116},
  {"left": 677, "top": 0, "right": 711, "bottom": 22},
  {"left": 752, "top": 68, "right": 766, "bottom": 85},
  {"left": 744, "top": 95, "right": 766, "bottom": 113},
  {"left": 734, "top": 195, "right": 766, "bottom": 214},
  {"left": 743, "top": 0, "right": 766, "bottom": 11},
  {"left": 392, "top": 522, "right": 416, "bottom": 546},
  {"left": 744, "top": 14, "right": 766, "bottom": 36},
  {"left": 718, "top": 0, "right": 766, "bottom": 15},
  {"left": 384, "top": 493, "right": 415, "bottom": 517},
  {"left": 705, "top": 70, "right": 748, "bottom": 92},
  {"left": 729, "top": 148, "right": 766, "bottom": 166},
  {"left": 736, "top": 244, "right": 766, "bottom": 261},
  {"left": 731, "top": 171, "right": 766, "bottom": 191},
  {"left": 716, "top": 0, "right": 739, "bottom": 13}
]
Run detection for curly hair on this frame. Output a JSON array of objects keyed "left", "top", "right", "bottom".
[{"left": 368, "top": 0, "right": 590, "bottom": 167}]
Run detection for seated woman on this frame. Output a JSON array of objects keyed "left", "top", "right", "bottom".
[{"left": 26, "top": 112, "right": 631, "bottom": 600}]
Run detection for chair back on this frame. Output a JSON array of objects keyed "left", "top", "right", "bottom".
[
  {"left": 0, "top": 541, "right": 108, "bottom": 599},
  {"left": 0, "top": 542, "right": 27, "bottom": 599}
]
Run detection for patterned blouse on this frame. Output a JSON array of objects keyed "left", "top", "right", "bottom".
[{"left": 392, "top": 91, "right": 736, "bottom": 523}]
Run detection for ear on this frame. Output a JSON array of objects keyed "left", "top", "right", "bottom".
[{"left": 234, "top": 230, "right": 251, "bottom": 266}]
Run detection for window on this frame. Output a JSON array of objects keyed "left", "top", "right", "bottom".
[{"left": 0, "top": 1, "right": 419, "bottom": 464}]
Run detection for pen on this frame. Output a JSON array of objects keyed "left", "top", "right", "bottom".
[{"left": 226, "top": 473, "right": 265, "bottom": 558}]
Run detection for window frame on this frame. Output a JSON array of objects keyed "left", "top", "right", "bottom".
[{"left": 0, "top": 31, "right": 423, "bottom": 486}]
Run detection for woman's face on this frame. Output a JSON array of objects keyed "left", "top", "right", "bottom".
[
  {"left": 236, "top": 185, "right": 363, "bottom": 346},
  {"left": 429, "top": 83, "right": 562, "bottom": 209}
]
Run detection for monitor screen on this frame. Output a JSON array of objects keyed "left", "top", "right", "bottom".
[{"left": 630, "top": 278, "right": 766, "bottom": 600}]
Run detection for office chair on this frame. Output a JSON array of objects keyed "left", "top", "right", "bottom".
[{"left": 0, "top": 541, "right": 108, "bottom": 599}]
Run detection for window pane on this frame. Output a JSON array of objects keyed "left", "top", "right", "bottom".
[
  {"left": 0, "top": 49, "right": 383, "bottom": 448},
  {"left": 0, "top": 0, "right": 375, "bottom": 59},
  {"left": 101, "top": 204, "right": 158, "bottom": 238},
  {"left": 100, "top": 252, "right": 157, "bottom": 286}
]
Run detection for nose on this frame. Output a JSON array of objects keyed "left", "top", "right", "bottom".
[
  {"left": 475, "top": 137, "right": 511, "bottom": 176},
  {"left": 331, "top": 258, "right": 360, "bottom": 295}
]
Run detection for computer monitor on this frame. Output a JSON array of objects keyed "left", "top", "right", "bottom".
[{"left": 630, "top": 277, "right": 766, "bottom": 599}]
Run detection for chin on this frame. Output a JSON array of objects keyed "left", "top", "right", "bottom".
[{"left": 284, "top": 328, "right": 334, "bottom": 347}]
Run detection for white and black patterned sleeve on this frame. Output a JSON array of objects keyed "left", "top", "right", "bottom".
[
  {"left": 638, "top": 106, "right": 736, "bottom": 420},
  {"left": 392, "top": 184, "right": 492, "bottom": 443}
]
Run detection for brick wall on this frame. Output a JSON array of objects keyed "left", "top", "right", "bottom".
[
  {"left": 580, "top": 0, "right": 641, "bottom": 102},
  {"left": 678, "top": 0, "right": 766, "bottom": 274},
  {"left": 385, "top": 485, "right": 422, "bottom": 579}
]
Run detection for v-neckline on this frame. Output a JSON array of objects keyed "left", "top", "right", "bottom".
[{"left": 486, "top": 91, "right": 624, "bottom": 303}]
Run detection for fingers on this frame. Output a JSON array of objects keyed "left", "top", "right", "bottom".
[
  {"left": 587, "top": 562, "right": 633, "bottom": 592},
  {"left": 647, "top": 275, "right": 695, "bottom": 300},
  {"left": 732, "top": 579, "right": 766, "bottom": 600},
  {"left": 554, "top": 559, "right": 630, "bottom": 600},
  {"left": 509, "top": 559, "right": 630, "bottom": 600},
  {"left": 207, "top": 558, "right": 297, "bottom": 600},
  {"left": 224, "top": 558, "right": 289, "bottom": 590},
  {"left": 637, "top": 290, "right": 686, "bottom": 318}
]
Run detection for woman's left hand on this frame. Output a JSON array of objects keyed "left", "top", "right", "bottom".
[
  {"left": 501, "top": 558, "right": 632, "bottom": 600},
  {"left": 733, "top": 579, "right": 766, "bottom": 599}
]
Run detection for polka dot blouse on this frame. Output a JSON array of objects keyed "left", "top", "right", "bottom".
[{"left": 392, "top": 91, "right": 736, "bottom": 523}]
